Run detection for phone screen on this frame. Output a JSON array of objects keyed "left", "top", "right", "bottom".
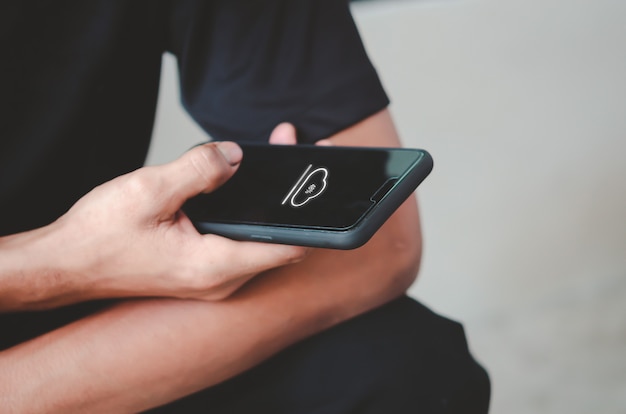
[{"left": 183, "top": 143, "right": 425, "bottom": 231}]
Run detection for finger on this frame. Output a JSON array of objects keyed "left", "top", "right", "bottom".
[
  {"left": 157, "top": 142, "right": 242, "bottom": 213},
  {"left": 268, "top": 122, "right": 297, "bottom": 145},
  {"left": 199, "top": 236, "right": 308, "bottom": 280}
]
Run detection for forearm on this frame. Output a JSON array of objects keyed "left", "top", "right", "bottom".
[
  {"left": 0, "top": 196, "right": 421, "bottom": 413},
  {"left": 1, "top": 296, "right": 310, "bottom": 413},
  {"left": 0, "top": 222, "right": 79, "bottom": 311}
]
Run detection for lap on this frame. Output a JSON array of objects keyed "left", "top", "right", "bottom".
[{"left": 148, "top": 296, "right": 491, "bottom": 414}]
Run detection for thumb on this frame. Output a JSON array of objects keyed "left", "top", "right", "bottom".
[{"left": 156, "top": 142, "right": 242, "bottom": 214}]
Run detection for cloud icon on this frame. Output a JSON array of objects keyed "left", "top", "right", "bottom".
[{"left": 282, "top": 164, "right": 328, "bottom": 208}]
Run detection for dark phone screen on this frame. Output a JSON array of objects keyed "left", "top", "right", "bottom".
[{"left": 183, "top": 144, "right": 423, "bottom": 230}]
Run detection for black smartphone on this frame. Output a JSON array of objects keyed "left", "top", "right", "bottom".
[{"left": 183, "top": 142, "right": 433, "bottom": 249}]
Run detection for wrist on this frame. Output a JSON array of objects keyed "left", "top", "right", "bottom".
[{"left": 0, "top": 222, "right": 83, "bottom": 311}]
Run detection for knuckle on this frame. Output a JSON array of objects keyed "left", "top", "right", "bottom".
[
  {"left": 124, "top": 170, "right": 155, "bottom": 194},
  {"left": 177, "top": 265, "right": 240, "bottom": 301},
  {"left": 282, "top": 245, "right": 309, "bottom": 263},
  {"left": 178, "top": 263, "right": 216, "bottom": 292},
  {"left": 122, "top": 169, "right": 159, "bottom": 199},
  {"left": 176, "top": 251, "right": 233, "bottom": 296}
]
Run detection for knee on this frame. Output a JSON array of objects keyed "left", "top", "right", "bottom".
[{"left": 281, "top": 296, "right": 492, "bottom": 413}]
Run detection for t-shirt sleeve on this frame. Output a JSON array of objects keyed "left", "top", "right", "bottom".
[{"left": 167, "top": 0, "right": 389, "bottom": 144}]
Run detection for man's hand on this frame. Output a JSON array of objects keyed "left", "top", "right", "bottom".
[{"left": 0, "top": 141, "right": 306, "bottom": 310}]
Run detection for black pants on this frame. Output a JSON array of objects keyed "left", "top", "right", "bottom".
[{"left": 148, "top": 296, "right": 491, "bottom": 413}]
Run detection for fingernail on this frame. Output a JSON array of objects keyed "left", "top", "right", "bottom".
[{"left": 216, "top": 142, "right": 243, "bottom": 166}]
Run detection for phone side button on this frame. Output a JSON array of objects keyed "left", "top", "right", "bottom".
[
  {"left": 251, "top": 235, "right": 273, "bottom": 241},
  {"left": 370, "top": 178, "right": 398, "bottom": 203}
]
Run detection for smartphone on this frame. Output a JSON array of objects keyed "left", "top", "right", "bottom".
[{"left": 183, "top": 142, "right": 433, "bottom": 249}]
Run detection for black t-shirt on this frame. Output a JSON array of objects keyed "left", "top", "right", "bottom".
[{"left": 0, "top": 1, "right": 388, "bottom": 348}]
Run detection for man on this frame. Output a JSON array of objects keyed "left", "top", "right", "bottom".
[{"left": 0, "top": 1, "right": 489, "bottom": 412}]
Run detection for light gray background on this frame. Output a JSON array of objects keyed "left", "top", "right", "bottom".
[{"left": 147, "top": 0, "right": 626, "bottom": 412}]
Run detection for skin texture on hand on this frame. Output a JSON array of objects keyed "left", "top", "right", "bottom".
[
  {"left": 0, "top": 141, "right": 307, "bottom": 311},
  {"left": 0, "top": 109, "right": 423, "bottom": 413}
]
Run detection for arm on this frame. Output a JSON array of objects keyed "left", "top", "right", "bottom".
[
  {"left": 0, "top": 109, "right": 423, "bottom": 413},
  {"left": 0, "top": 142, "right": 306, "bottom": 311}
]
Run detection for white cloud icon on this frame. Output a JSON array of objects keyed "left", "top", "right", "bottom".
[{"left": 282, "top": 164, "right": 329, "bottom": 208}]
